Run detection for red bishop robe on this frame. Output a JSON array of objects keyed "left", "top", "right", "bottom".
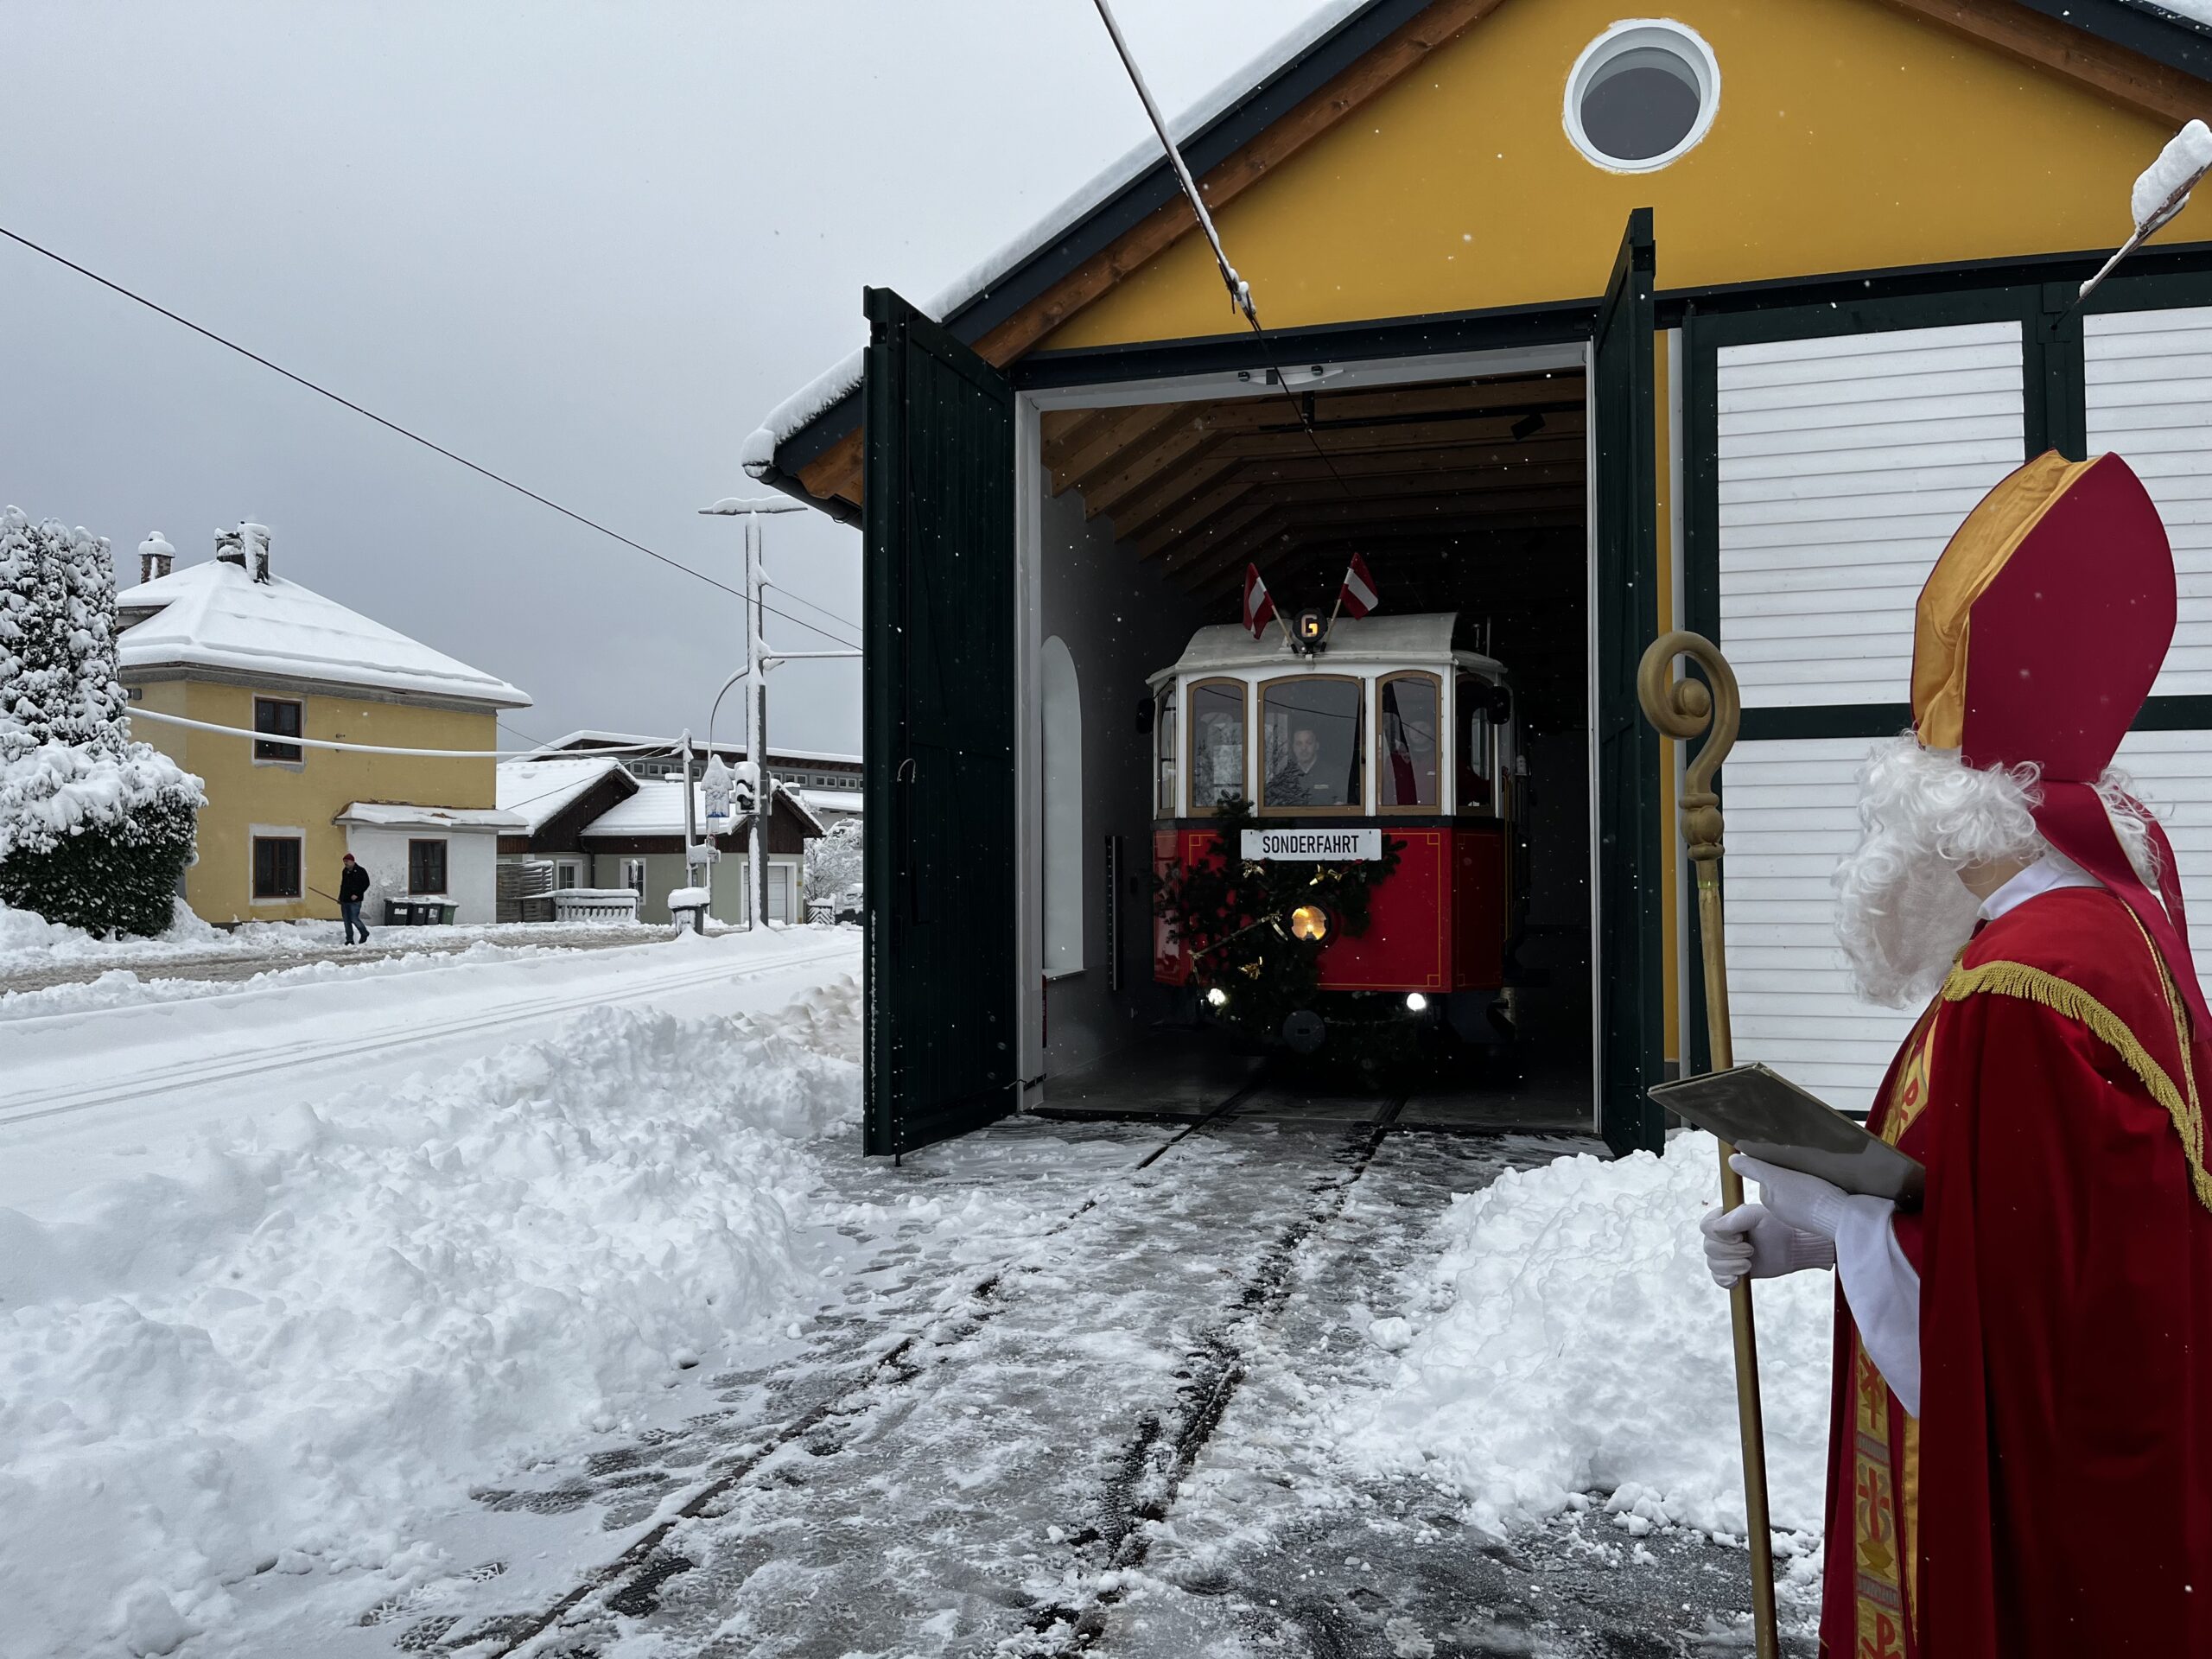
[{"left": 1820, "top": 885, "right": 2212, "bottom": 1657}]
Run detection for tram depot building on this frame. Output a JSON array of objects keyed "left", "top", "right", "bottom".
[{"left": 749, "top": 0, "right": 2212, "bottom": 1158}]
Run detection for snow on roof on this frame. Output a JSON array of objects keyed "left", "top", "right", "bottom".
[
  {"left": 549, "top": 729, "right": 861, "bottom": 766},
  {"left": 797, "top": 787, "right": 862, "bottom": 817},
  {"left": 496, "top": 756, "right": 634, "bottom": 834},
  {"left": 745, "top": 0, "right": 1372, "bottom": 470},
  {"left": 334, "top": 802, "right": 526, "bottom": 831},
  {"left": 579, "top": 777, "right": 824, "bottom": 840},
  {"left": 117, "top": 559, "right": 531, "bottom": 708},
  {"left": 1154, "top": 613, "right": 1503, "bottom": 682}
]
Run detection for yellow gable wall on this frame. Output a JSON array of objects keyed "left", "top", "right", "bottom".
[
  {"left": 1046, "top": 0, "right": 2211, "bottom": 350},
  {"left": 130, "top": 681, "right": 498, "bottom": 925}
]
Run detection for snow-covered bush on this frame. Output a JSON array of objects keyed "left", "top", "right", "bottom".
[
  {"left": 0, "top": 509, "right": 202, "bottom": 935},
  {"left": 806, "top": 815, "right": 861, "bottom": 905}
]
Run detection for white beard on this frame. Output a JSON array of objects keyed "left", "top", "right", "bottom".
[{"left": 1833, "top": 836, "right": 1984, "bottom": 1008}]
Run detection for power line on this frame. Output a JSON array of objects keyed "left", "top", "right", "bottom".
[{"left": 0, "top": 221, "right": 862, "bottom": 652}]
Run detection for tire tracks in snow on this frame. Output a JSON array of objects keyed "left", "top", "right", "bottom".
[{"left": 457, "top": 1098, "right": 1379, "bottom": 1658}]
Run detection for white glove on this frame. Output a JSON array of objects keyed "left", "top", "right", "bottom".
[
  {"left": 1729, "top": 1154, "right": 1852, "bottom": 1241},
  {"left": 1700, "top": 1202, "right": 1835, "bottom": 1288}
]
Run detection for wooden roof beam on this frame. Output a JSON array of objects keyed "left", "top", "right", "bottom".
[
  {"left": 1050, "top": 405, "right": 1184, "bottom": 496},
  {"left": 1876, "top": 0, "right": 2212, "bottom": 124}
]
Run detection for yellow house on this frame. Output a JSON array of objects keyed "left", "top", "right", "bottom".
[
  {"left": 748, "top": 0, "right": 2212, "bottom": 1155},
  {"left": 116, "top": 529, "right": 531, "bottom": 926}
]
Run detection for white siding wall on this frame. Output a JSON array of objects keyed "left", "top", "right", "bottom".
[
  {"left": 1718, "top": 321, "right": 2025, "bottom": 708},
  {"left": 2113, "top": 730, "right": 2212, "bottom": 988},
  {"left": 2087, "top": 307, "right": 2212, "bottom": 696},
  {"left": 1715, "top": 322, "right": 2026, "bottom": 1111},
  {"left": 342, "top": 824, "right": 499, "bottom": 925}
]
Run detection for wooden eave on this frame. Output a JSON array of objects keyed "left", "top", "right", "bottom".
[{"left": 766, "top": 0, "right": 2212, "bottom": 521}]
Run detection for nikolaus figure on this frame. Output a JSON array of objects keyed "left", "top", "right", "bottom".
[{"left": 1699, "top": 451, "right": 2212, "bottom": 1657}]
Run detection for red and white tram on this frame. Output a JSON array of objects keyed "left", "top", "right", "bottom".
[{"left": 1148, "top": 612, "right": 1525, "bottom": 1050}]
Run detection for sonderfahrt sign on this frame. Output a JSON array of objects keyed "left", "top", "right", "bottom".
[{"left": 1240, "top": 829, "right": 1382, "bottom": 861}]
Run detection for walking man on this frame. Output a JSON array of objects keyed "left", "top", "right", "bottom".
[
  {"left": 338, "top": 852, "right": 371, "bottom": 945},
  {"left": 1698, "top": 452, "right": 2212, "bottom": 1656}
]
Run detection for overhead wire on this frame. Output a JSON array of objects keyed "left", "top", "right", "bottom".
[
  {"left": 0, "top": 221, "right": 862, "bottom": 652},
  {"left": 1085, "top": 0, "right": 1363, "bottom": 514}
]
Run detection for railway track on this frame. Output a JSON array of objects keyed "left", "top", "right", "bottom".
[{"left": 411, "top": 1079, "right": 1397, "bottom": 1657}]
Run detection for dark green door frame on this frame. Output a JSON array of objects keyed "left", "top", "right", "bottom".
[{"left": 1593, "top": 208, "right": 1666, "bottom": 1156}]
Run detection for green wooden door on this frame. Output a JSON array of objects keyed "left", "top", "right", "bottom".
[
  {"left": 861, "top": 287, "right": 1019, "bottom": 1156},
  {"left": 1592, "top": 210, "right": 1665, "bottom": 1155}
]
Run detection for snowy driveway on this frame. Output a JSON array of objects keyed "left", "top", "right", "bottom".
[{"left": 272, "top": 1116, "right": 1817, "bottom": 1659}]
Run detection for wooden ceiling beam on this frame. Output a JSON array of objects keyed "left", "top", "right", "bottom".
[
  {"left": 1189, "top": 507, "right": 1587, "bottom": 594},
  {"left": 1875, "top": 0, "right": 2212, "bottom": 124},
  {"left": 1082, "top": 423, "right": 1228, "bottom": 520},
  {"left": 1177, "top": 487, "right": 1587, "bottom": 588},
  {"left": 1160, "top": 464, "right": 1586, "bottom": 568},
  {"left": 1050, "top": 405, "right": 1184, "bottom": 496}
]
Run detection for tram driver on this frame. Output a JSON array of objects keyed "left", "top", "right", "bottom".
[{"left": 1268, "top": 725, "right": 1344, "bottom": 808}]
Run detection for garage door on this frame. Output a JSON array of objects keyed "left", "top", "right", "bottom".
[{"left": 1712, "top": 319, "right": 2027, "bottom": 1111}]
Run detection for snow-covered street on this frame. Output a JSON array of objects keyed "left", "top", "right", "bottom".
[{"left": 3, "top": 928, "right": 1840, "bottom": 1659}]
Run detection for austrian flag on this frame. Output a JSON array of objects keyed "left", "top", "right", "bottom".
[
  {"left": 1243, "top": 563, "right": 1277, "bottom": 640},
  {"left": 1339, "top": 552, "right": 1380, "bottom": 620}
]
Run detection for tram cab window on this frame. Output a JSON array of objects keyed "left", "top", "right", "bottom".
[
  {"left": 1262, "top": 676, "right": 1363, "bottom": 812},
  {"left": 1376, "top": 673, "right": 1440, "bottom": 811},
  {"left": 1187, "top": 679, "right": 1247, "bottom": 810},
  {"left": 1155, "top": 684, "right": 1179, "bottom": 815},
  {"left": 1457, "top": 672, "right": 1497, "bottom": 813}
]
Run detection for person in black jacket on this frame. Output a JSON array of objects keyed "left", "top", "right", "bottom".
[{"left": 338, "top": 853, "right": 372, "bottom": 944}]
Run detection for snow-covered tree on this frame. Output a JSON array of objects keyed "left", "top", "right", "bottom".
[
  {"left": 0, "top": 508, "right": 202, "bottom": 936},
  {"left": 805, "top": 816, "right": 862, "bottom": 906}
]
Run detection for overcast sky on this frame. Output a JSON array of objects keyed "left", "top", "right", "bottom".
[{"left": 0, "top": 1, "right": 1328, "bottom": 755}]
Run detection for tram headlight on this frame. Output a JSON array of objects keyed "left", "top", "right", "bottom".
[
  {"left": 1405, "top": 992, "right": 1428, "bottom": 1014},
  {"left": 1205, "top": 986, "right": 1230, "bottom": 1008},
  {"left": 1288, "top": 905, "right": 1329, "bottom": 943}
]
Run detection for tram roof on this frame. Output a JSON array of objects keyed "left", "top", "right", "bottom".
[{"left": 1154, "top": 613, "right": 1502, "bottom": 684}]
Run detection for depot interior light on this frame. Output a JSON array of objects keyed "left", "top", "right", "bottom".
[
  {"left": 1289, "top": 905, "right": 1330, "bottom": 942},
  {"left": 1206, "top": 986, "right": 1230, "bottom": 1007},
  {"left": 1405, "top": 992, "right": 1429, "bottom": 1013}
]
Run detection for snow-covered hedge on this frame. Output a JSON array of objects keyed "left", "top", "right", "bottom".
[{"left": 0, "top": 509, "right": 201, "bottom": 935}]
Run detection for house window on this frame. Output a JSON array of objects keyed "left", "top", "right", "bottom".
[
  {"left": 1154, "top": 683, "right": 1179, "bottom": 815},
  {"left": 556, "top": 860, "right": 582, "bottom": 890},
  {"left": 1261, "top": 676, "right": 1364, "bottom": 815},
  {"left": 1376, "top": 673, "right": 1442, "bottom": 811},
  {"left": 252, "top": 696, "right": 304, "bottom": 764},
  {"left": 621, "top": 858, "right": 646, "bottom": 893},
  {"left": 408, "top": 838, "right": 449, "bottom": 894},
  {"left": 251, "top": 834, "right": 302, "bottom": 900},
  {"left": 1564, "top": 21, "right": 1719, "bottom": 173}
]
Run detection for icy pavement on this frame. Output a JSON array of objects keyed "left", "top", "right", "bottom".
[{"left": 283, "top": 1119, "right": 1822, "bottom": 1659}]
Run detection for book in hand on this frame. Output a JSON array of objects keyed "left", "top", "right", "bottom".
[{"left": 1647, "top": 1062, "right": 1925, "bottom": 1207}]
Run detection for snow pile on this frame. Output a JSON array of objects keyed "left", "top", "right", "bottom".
[
  {"left": 1329, "top": 1133, "right": 1834, "bottom": 1541},
  {"left": 2133, "top": 118, "right": 2212, "bottom": 231},
  {"left": 0, "top": 977, "right": 860, "bottom": 1656}
]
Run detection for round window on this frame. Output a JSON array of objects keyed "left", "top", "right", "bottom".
[{"left": 1564, "top": 21, "right": 1719, "bottom": 173}]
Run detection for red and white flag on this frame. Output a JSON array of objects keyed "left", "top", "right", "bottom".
[
  {"left": 1243, "top": 564, "right": 1277, "bottom": 639},
  {"left": 1338, "top": 552, "right": 1380, "bottom": 620}
]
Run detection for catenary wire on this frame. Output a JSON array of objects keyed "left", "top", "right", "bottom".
[{"left": 0, "top": 221, "right": 862, "bottom": 651}]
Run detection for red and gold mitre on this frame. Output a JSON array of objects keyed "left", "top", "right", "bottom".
[{"left": 1912, "top": 450, "right": 2206, "bottom": 1028}]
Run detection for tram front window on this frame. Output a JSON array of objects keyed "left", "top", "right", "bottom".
[
  {"left": 1457, "top": 672, "right": 1497, "bottom": 812},
  {"left": 1155, "top": 685, "right": 1178, "bottom": 815},
  {"left": 1188, "top": 679, "right": 1247, "bottom": 809},
  {"left": 1378, "top": 673, "right": 1440, "bottom": 810},
  {"left": 1262, "top": 677, "right": 1363, "bottom": 811}
]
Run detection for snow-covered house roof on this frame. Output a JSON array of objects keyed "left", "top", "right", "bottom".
[
  {"left": 546, "top": 729, "right": 861, "bottom": 767},
  {"left": 334, "top": 803, "right": 525, "bottom": 832},
  {"left": 496, "top": 757, "right": 636, "bottom": 836},
  {"left": 578, "top": 776, "right": 824, "bottom": 841},
  {"left": 115, "top": 558, "right": 531, "bottom": 709},
  {"left": 746, "top": 0, "right": 2212, "bottom": 514}
]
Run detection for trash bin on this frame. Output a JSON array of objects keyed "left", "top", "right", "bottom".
[{"left": 668, "top": 884, "right": 710, "bottom": 935}]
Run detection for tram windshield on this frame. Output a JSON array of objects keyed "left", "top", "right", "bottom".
[
  {"left": 1262, "top": 677, "right": 1363, "bottom": 812},
  {"left": 1188, "top": 680, "right": 1247, "bottom": 809},
  {"left": 1377, "top": 673, "right": 1440, "bottom": 810}
]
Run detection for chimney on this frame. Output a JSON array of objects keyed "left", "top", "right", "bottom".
[
  {"left": 214, "top": 527, "right": 245, "bottom": 569},
  {"left": 240, "top": 522, "right": 271, "bottom": 583},
  {"left": 137, "top": 531, "right": 175, "bottom": 585}
]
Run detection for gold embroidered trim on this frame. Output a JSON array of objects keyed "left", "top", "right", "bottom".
[{"left": 1940, "top": 957, "right": 2212, "bottom": 1212}]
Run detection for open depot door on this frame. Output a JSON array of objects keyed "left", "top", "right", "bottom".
[
  {"left": 1592, "top": 211, "right": 1665, "bottom": 1155},
  {"left": 861, "top": 288, "right": 1019, "bottom": 1156}
]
